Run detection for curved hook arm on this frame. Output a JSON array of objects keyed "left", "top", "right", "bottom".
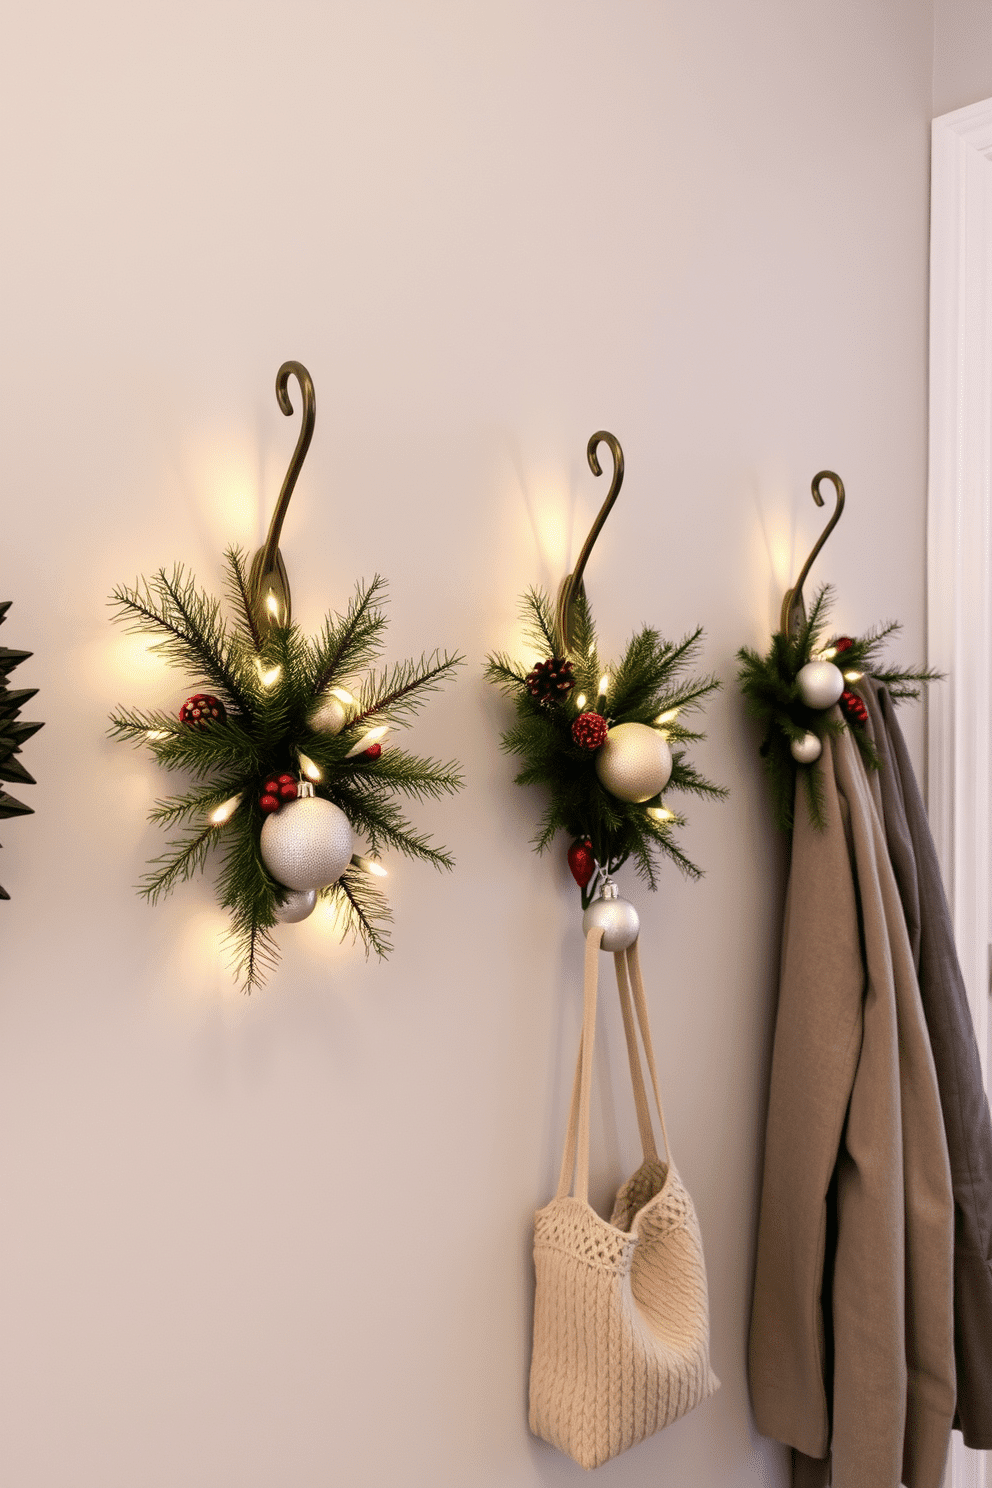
[
  {"left": 555, "top": 431, "right": 625, "bottom": 655},
  {"left": 250, "top": 360, "right": 316, "bottom": 634},
  {"left": 780, "top": 470, "right": 845, "bottom": 637}
]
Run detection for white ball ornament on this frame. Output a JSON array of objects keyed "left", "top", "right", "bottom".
[
  {"left": 309, "top": 695, "right": 349, "bottom": 735},
  {"left": 796, "top": 660, "right": 844, "bottom": 711},
  {"left": 582, "top": 882, "right": 640, "bottom": 952},
  {"left": 260, "top": 785, "right": 354, "bottom": 892},
  {"left": 594, "top": 722, "right": 673, "bottom": 804},
  {"left": 790, "top": 731, "right": 823, "bottom": 765},
  {"left": 273, "top": 888, "right": 318, "bottom": 923}
]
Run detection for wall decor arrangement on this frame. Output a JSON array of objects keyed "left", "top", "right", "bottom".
[
  {"left": 0, "top": 602, "right": 43, "bottom": 899},
  {"left": 737, "top": 472, "right": 937, "bottom": 829},
  {"left": 487, "top": 433, "right": 722, "bottom": 1468},
  {"left": 742, "top": 474, "right": 992, "bottom": 1480},
  {"left": 109, "top": 361, "right": 462, "bottom": 991}
]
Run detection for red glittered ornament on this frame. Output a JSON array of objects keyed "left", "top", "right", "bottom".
[
  {"left": 567, "top": 839, "right": 596, "bottom": 888},
  {"left": 362, "top": 743, "right": 383, "bottom": 761},
  {"left": 571, "top": 712, "right": 608, "bottom": 750},
  {"left": 834, "top": 636, "right": 854, "bottom": 653},
  {"left": 179, "top": 693, "right": 226, "bottom": 730},
  {"left": 840, "top": 689, "right": 868, "bottom": 726}
]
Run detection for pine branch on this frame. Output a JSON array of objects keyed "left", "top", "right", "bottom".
[
  {"left": 351, "top": 651, "right": 463, "bottom": 726},
  {"left": 331, "top": 782, "right": 455, "bottom": 869},
  {"left": 483, "top": 653, "right": 530, "bottom": 693},
  {"left": 348, "top": 747, "right": 463, "bottom": 801},
  {"left": 139, "top": 822, "right": 219, "bottom": 903},
  {"left": 223, "top": 545, "right": 263, "bottom": 651},
  {"left": 521, "top": 588, "right": 561, "bottom": 659},
  {"left": 325, "top": 867, "right": 393, "bottom": 958},
  {"left": 310, "top": 576, "right": 389, "bottom": 697}
]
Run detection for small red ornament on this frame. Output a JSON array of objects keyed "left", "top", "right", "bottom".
[
  {"left": 567, "top": 839, "right": 596, "bottom": 888},
  {"left": 259, "top": 794, "right": 280, "bottom": 814},
  {"left": 279, "top": 780, "right": 298, "bottom": 802},
  {"left": 179, "top": 693, "right": 227, "bottom": 730},
  {"left": 362, "top": 743, "right": 383, "bottom": 761},
  {"left": 834, "top": 636, "right": 854, "bottom": 653},
  {"left": 572, "top": 712, "right": 608, "bottom": 750},
  {"left": 264, "top": 779, "right": 280, "bottom": 796}
]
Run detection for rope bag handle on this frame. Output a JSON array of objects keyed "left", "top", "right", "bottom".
[{"left": 556, "top": 930, "right": 674, "bottom": 1204}]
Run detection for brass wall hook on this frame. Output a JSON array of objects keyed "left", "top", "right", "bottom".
[
  {"left": 249, "top": 360, "right": 316, "bottom": 637},
  {"left": 555, "top": 431, "right": 625, "bottom": 655},
  {"left": 780, "top": 470, "right": 845, "bottom": 637}
]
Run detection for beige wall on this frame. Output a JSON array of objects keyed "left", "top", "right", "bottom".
[
  {"left": 1, "top": 4, "right": 936, "bottom": 1485},
  {"left": 934, "top": 0, "right": 992, "bottom": 115}
]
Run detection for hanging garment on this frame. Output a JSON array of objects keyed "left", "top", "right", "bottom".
[
  {"left": 863, "top": 680, "right": 992, "bottom": 1449},
  {"left": 529, "top": 928, "right": 718, "bottom": 1469},
  {"left": 749, "top": 724, "right": 956, "bottom": 1488}
]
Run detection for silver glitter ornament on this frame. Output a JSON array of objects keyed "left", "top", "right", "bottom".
[
  {"left": 309, "top": 695, "right": 349, "bottom": 735},
  {"left": 274, "top": 887, "right": 318, "bottom": 923},
  {"left": 260, "top": 783, "right": 353, "bottom": 892},
  {"left": 594, "top": 721, "right": 673, "bottom": 804},
  {"left": 796, "top": 660, "right": 844, "bottom": 711},
  {"left": 582, "top": 880, "right": 640, "bottom": 951},
  {"left": 790, "top": 730, "right": 823, "bottom": 765}
]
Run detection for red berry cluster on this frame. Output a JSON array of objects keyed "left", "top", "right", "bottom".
[
  {"left": 571, "top": 712, "right": 608, "bottom": 750},
  {"left": 525, "top": 656, "right": 575, "bottom": 704},
  {"left": 840, "top": 690, "right": 868, "bottom": 727},
  {"left": 260, "top": 774, "right": 298, "bottom": 815},
  {"left": 179, "top": 693, "right": 226, "bottom": 730}
]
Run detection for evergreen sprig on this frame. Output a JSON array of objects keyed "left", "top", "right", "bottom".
[
  {"left": 737, "top": 584, "right": 939, "bottom": 831},
  {"left": 0, "top": 602, "right": 44, "bottom": 900},
  {"left": 485, "top": 589, "right": 725, "bottom": 903},
  {"left": 110, "top": 548, "right": 462, "bottom": 990}
]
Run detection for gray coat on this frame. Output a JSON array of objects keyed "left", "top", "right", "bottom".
[{"left": 864, "top": 681, "right": 992, "bottom": 1449}]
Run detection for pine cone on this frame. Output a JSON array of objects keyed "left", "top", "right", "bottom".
[
  {"left": 525, "top": 656, "right": 574, "bottom": 704},
  {"left": 572, "top": 712, "right": 608, "bottom": 750}
]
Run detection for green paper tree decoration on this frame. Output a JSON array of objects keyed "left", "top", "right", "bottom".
[{"left": 0, "top": 602, "right": 44, "bottom": 899}]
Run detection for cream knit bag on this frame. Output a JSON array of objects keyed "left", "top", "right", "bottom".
[{"left": 529, "top": 927, "right": 719, "bottom": 1469}]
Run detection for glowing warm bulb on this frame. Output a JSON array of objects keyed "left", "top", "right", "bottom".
[
  {"left": 815, "top": 647, "right": 838, "bottom": 662},
  {"left": 843, "top": 670, "right": 863, "bottom": 683},
  {"left": 598, "top": 674, "right": 610, "bottom": 695},
  {"left": 329, "top": 687, "right": 355, "bottom": 706},
  {"left": 648, "top": 805, "right": 676, "bottom": 824},
  {"left": 354, "top": 855, "right": 388, "bottom": 878},
  {"left": 145, "top": 729, "right": 170, "bottom": 741},
  {"left": 266, "top": 592, "right": 279, "bottom": 617},
  {"left": 210, "top": 794, "right": 241, "bottom": 826},
  {"left": 655, "top": 708, "right": 680, "bottom": 726},
  {"left": 298, "top": 752, "right": 321, "bottom": 781},
  {"left": 574, "top": 694, "right": 587, "bottom": 711},
  {"left": 256, "top": 659, "right": 282, "bottom": 688},
  {"left": 345, "top": 725, "right": 389, "bottom": 759}
]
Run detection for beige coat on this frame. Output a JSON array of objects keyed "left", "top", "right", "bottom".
[{"left": 749, "top": 724, "right": 956, "bottom": 1488}]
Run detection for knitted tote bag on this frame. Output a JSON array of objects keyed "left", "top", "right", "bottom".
[{"left": 529, "top": 926, "right": 719, "bottom": 1469}]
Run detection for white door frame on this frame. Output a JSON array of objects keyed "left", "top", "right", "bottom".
[{"left": 928, "top": 97, "right": 992, "bottom": 1488}]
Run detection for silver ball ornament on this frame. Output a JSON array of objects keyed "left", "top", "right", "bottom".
[
  {"left": 594, "top": 722, "right": 673, "bottom": 804},
  {"left": 790, "top": 730, "right": 823, "bottom": 765},
  {"left": 273, "top": 888, "right": 318, "bottom": 923},
  {"left": 309, "top": 695, "right": 349, "bottom": 735},
  {"left": 582, "top": 883, "right": 640, "bottom": 952},
  {"left": 796, "top": 660, "right": 844, "bottom": 711},
  {"left": 260, "top": 792, "right": 354, "bottom": 892}
]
